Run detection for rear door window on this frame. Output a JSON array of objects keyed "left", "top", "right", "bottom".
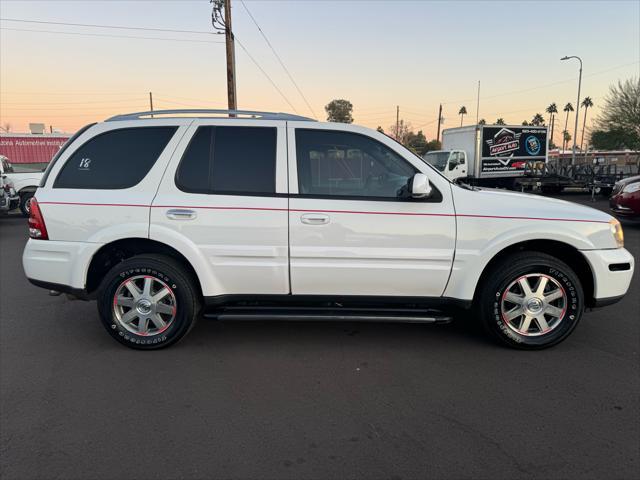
[
  {"left": 176, "top": 126, "right": 277, "bottom": 195},
  {"left": 53, "top": 127, "right": 177, "bottom": 189}
]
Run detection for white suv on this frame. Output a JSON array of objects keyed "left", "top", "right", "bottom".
[{"left": 22, "top": 110, "right": 635, "bottom": 350}]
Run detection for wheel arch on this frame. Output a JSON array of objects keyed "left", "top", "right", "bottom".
[
  {"left": 18, "top": 185, "right": 37, "bottom": 195},
  {"left": 472, "top": 239, "right": 595, "bottom": 307},
  {"left": 86, "top": 238, "right": 203, "bottom": 298}
]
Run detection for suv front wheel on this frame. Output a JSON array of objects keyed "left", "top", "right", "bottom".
[
  {"left": 97, "top": 254, "right": 200, "bottom": 349},
  {"left": 477, "top": 252, "right": 584, "bottom": 349}
]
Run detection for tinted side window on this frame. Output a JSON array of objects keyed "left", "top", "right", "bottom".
[
  {"left": 53, "top": 127, "right": 177, "bottom": 189},
  {"left": 176, "top": 126, "right": 277, "bottom": 195},
  {"left": 296, "top": 129, "right": 416, "bottom": 199},
  {"left": 211, "top": 127, "right": 276, "bottom": 194},
  {"left": 175, "top": 127, "right": 212, "bottom": 194}
]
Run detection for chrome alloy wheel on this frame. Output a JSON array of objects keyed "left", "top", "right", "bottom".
[
  {"left": 500, "top": 273, "right": 567, "bottom": 337},
  {"left": 112, "top": 275, "right": 176, "bottom": 336}
]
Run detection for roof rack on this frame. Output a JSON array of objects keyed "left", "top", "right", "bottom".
[{"left": 105, "top": 109, "right": 315, "bottom": 122}]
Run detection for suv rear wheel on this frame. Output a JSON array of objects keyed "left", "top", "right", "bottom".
[
  {"left": 477, "top": 252, "right": 584, "bottom": 349},
  {"left": 97, "top": 254, "right": 200, "bottom": 349}
]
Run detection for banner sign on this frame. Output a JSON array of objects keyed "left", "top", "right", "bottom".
[
  {"left": 480, "top": 126, "right": 547, "bottom": 175},
  {"left": 0, "top": 135, "right": 70, "bottom": 164}
]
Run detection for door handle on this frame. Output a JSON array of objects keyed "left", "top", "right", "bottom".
[
  {"left": 300, "top": 213, "right": 329, "bottom": 225},
  {"left": 166, "top": 209, "right": 197, "bottom": 220}
]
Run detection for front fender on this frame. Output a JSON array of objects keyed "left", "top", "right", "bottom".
[{"left": 444, "top": 219, "right": 605, "bottom": 301}]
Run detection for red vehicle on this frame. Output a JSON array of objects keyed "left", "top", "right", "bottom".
[{"left": 610, "top": 175, "right": 640, "bottom": 219}]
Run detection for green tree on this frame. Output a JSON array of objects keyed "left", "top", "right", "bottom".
[
  {"left": 325, "top": 99, "right": 353, "bottom": 123},
  {"left": 376, "top": 126, "right": 384, "bottom": 134},
  {"left": 405, "top": 129, "right": 429, "bottom": 156},
  {"left": 495, "top": 118, "right": 506, "bottom": 125},
  {"left": 594, "top": 77, "right": 640, "bottom": 149},
  {"left": 458, "top": 106, "right": 467, "bottom": 126},
  {"left": 531, "top": 113, "right": 545, "bottom": 126},
  {"left": 478, "top": 118, "right": 486, "bottom": 125},
  {"left": 563, "top": 130, "right": 571, "bottom": 147},
  {"left": 562, "top": 102, "right": 574, "bottom": 151},
  {"left": 579, "top": 96, "right": 594, "bottom": 152},
  {"left": 591, "top": 128, "right": 638, "bottom": 150},
  {"left": 425, "top": 139, "right": 441, "bottom": 152},
  {"left": 546, "top": 103, "right": 558, "bottom": 144},
  {"left": 522, "top": 120, "right": 529, "bottom": 126}
]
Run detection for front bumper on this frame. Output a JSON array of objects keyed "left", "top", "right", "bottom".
[
  {"left": 581, "top": 248, "right": 635, "bottom": 303},
  {"left": 610, "top": 193, "right": 640, "bottom": 218},
  {"left": 0, "top": 194, "right": 19, "bottom": 212}
]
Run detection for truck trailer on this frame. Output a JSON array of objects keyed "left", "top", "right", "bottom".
[{"left": 423, "top": 124, "right": 548, "bottom": 189}]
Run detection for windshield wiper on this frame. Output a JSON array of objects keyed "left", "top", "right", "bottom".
[{"left": 456, "top": 181, "right": 479, "bottom": 191}]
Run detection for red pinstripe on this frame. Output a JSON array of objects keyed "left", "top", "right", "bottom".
[{"left": 37, "top": 201, "right": 609, "bottom": 224}]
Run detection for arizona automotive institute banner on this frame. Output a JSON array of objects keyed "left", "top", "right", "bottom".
[{"left": 0, "top": 135, "right": 70, "bottom": 164}]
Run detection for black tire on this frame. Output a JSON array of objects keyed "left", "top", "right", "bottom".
[
  {"left": 97, "top": 254, "right": 201, "bottom": 350},
  {"left": 477, "top": 252, "right": 584, "bottom": 349},
  {"left": 19, "top": 191, "right": 34, "bottom": 217}
]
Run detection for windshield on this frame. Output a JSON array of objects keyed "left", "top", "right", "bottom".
[{"left": 423, "top": 152, "right": 449, "bottom": 171}]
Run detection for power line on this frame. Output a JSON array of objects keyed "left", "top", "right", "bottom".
[
  {"left": 441, "top": 61, "right": 639, "bottom": 105},
  {"left": 239, "top": 0, "right": 317, "bottom": 119},
  {"left": 0, "top": 98, "right": 148, "bottom": 106},
  {"left": 233, "top": 35, "right": 299, "bottom": 114},
  {"left": 0, "top": 27, "right": 224, "bottom": 44},
  {"left": 0, "top": 17, "right": 216, "bottom": 35}
]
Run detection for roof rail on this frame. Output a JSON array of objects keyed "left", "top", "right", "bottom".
[{"left": 105, "top": 109, "right": 315, "bottom": 122}]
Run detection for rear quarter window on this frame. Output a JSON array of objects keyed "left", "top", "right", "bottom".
[{"left": 53, "top": 127, "right": 177, "bottom": 189}]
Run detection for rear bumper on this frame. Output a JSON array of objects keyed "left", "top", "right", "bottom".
[
  {"left": 580, "top": 248, "right": 634, "bottom": 302},
  {"left": 22, "top": 238, "right": 102, "bottom": 291}
]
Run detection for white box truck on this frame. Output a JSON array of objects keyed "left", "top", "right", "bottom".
[{"left": 423, "top": 125, "right": 548, "bottom": 188}]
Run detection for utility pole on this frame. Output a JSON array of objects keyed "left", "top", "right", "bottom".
[
  {"left": 224, "top": 0, "right": 237, "bottom": 111},
  {"left": 436, "top": 104, "right": 443, "bottom": 143},
  {"left": 395, "top": 105, "right": 400, "bottom": 141},
  {"left": 149, "top": 92, "right": 154, "bottom": 117},
  {"left": 561, "top": 55, "right": 582, "bottom": 165},
  {"left": 212, "top": 0, "right": 237, "bottom": 111}
]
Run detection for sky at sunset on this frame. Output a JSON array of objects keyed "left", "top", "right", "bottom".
[{"left": 1, "top": 0, "right": 639, "bottom": 141}]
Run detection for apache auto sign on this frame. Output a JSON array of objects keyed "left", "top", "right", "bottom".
[
  {"left": 480, "top": 126, "right": 547, "bottom": 176},
  {"left": 0, "top": 134, "right": 70, "bottom": 164}
]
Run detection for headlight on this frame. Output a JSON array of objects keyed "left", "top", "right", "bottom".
[
  {"left": 622, "top": 182, "right": 640, "bottom": 194},
  {"left": 609, "top": 219, "right": 624, "bottom": 248}
]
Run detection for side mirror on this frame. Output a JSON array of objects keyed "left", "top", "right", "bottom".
[{"left": 411, "top": 173, "right": 432, "bottom": 199}]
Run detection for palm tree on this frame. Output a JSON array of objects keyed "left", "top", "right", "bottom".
[
  {"left": 562, "top": 102, "right": 574, "bottom": 151},
  {"left": 580, "top": 96, "right": 594, "bottom": 152},
  {"left": 531, "top": 113, "right": 545, "bottom": 126},
  {"left": 546, "top": 103, "right": 558, "bottom": 145},
  {"left": 562, "top": 130, "right": 571, "bottom": 150},
  {"left": 478, "top": 118, "right": 486, "bottom": 125},
  {"left": 458, "top": 106, "right": 467, "bottom": 126},
  {"left": 495, "top": 118, "right": 506, "bottom": 125}
]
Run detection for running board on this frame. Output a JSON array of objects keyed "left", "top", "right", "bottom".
[{"left": 205, "top": 307, "right": 453, "bottom": 324}]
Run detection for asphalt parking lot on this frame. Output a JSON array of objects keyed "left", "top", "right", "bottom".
[{"left": 1, "top": 194, "right": 638, "bottom": 480}]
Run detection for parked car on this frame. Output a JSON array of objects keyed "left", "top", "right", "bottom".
[
  {"left": 0, "top": 155, "right": 44, "bottom": 216},
  {"left": 610, "top": 175, "right": 640, "bottom": 220},
  {"left": 22, "top": 109, "right": 635, "bottom": 350},
  {"left": 0, "top": 172, "right": 19, "bottom": 214}
]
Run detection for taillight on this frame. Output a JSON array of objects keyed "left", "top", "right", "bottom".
[{"left": 28, "top": 198, "right": 48, "bottom": 240}]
